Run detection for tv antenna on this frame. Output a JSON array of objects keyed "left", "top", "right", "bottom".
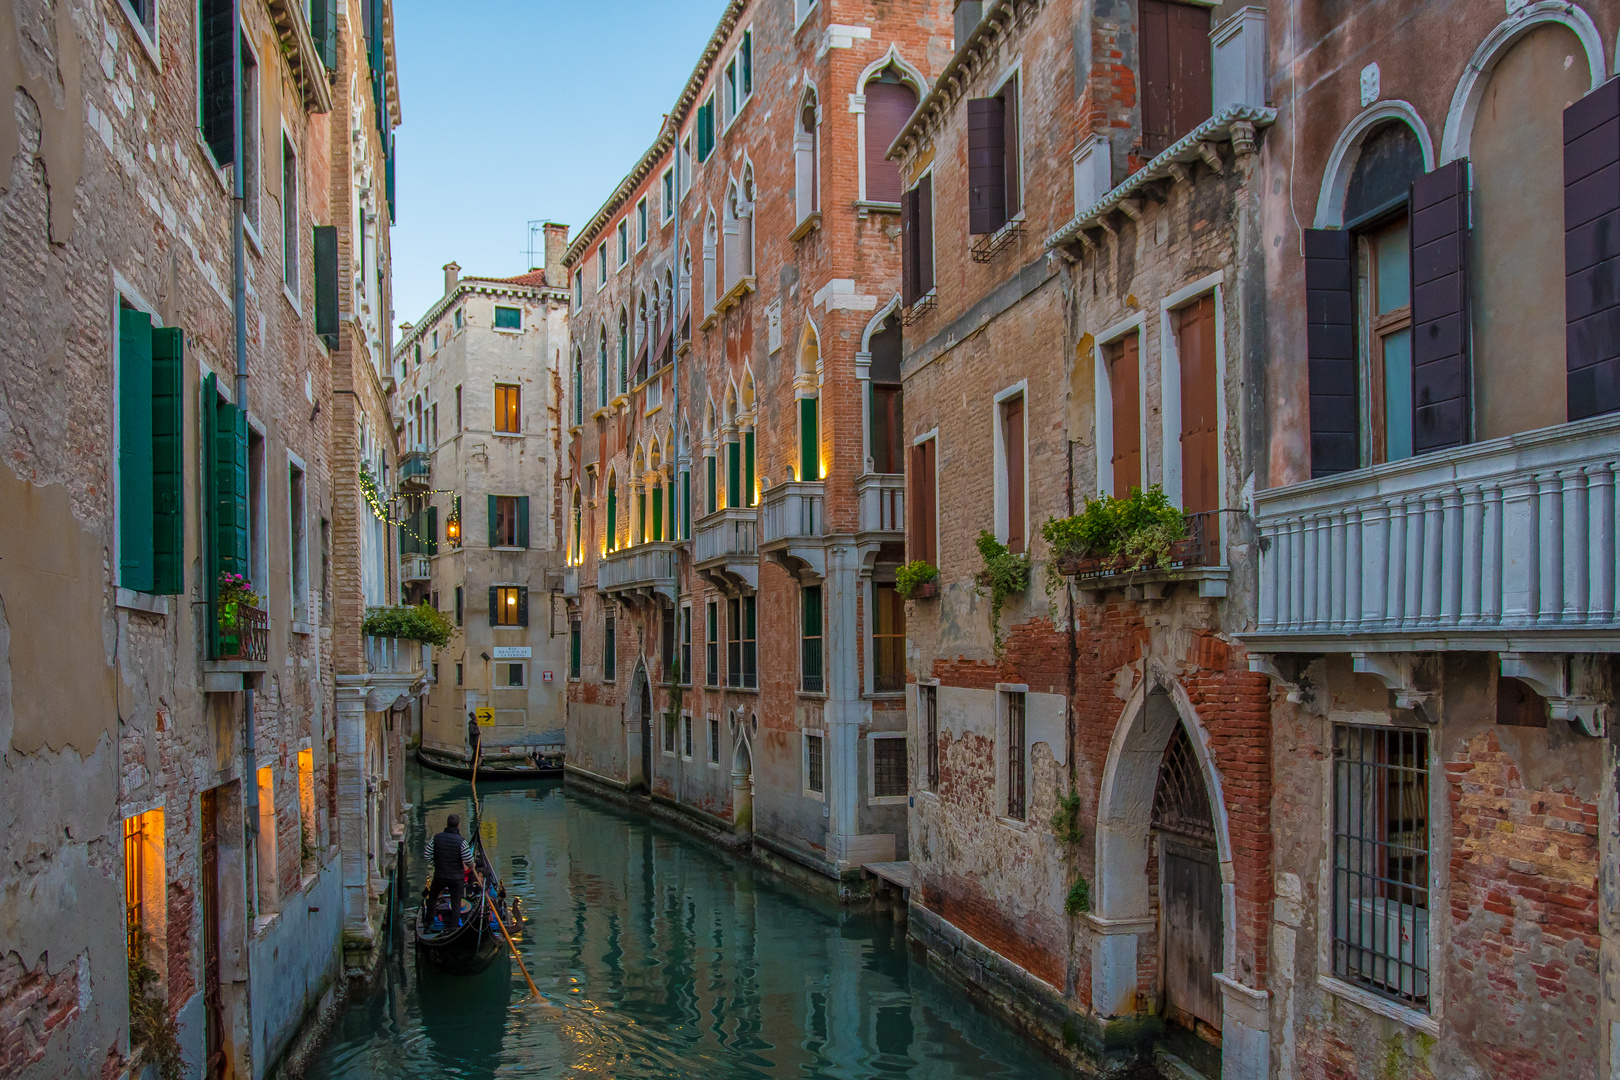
[{"left": 522, "top": 220, "right": 546, "bottom": 269}]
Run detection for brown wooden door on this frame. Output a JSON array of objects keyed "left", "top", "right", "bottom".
[
  {"left": 1107, "top": 333, "right": 1142, "bottom": 497},
  {"left": 1177, "top": 296, "right": 1219, "bottom": 515},
  {"left": 200, "top": 788, "right": 227, "bottom": 1080},
  {"left": 1161, "top": 837, "right": 1224, "bottom": 1037}
]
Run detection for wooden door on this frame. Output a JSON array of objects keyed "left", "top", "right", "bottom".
[
  {"left": 1161, "top": 837, "right": 1224, "bottom": 1037},
  {"left": 1107, "top": 333, "right": 1142, "bottom": 497},
  {"left": 1177, "top": 296, "right": 1219, "bottom": 515},
  {"left": 200, "top": 788, "right": 227, "bottom": 1080}
]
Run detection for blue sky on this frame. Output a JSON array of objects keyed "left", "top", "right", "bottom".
[{"left": 388, "top": 0, "right": 725, "bottom": 325}]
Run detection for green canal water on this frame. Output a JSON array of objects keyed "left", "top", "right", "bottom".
[{"left": 308, "top": 764, "right": 1073, "bottom": 1079}]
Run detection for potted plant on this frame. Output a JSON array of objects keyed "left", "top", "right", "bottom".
[
  {"left": 215, "top": 572, "right": 262, "bottom": 656},
  {"left": 895, "top": 560, "right": 939, "bottom": 600},
  {"left": 1043, "top": 485, "right": 1187, "bottom": 577},
  {"left": 361, "top": 602, "right": 456, "bottom": 647}
]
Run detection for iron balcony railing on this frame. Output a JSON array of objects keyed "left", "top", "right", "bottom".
[
  {"left": 398, "top": 450, "right": 431, "bottom": 491},
  {"left": 215, "top": 603, "right": 268, "bottom": 663}
]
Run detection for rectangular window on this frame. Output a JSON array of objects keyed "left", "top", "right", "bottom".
[
  {"left": 1000, "top": 393, "right": 1026, "bottom": 553},
  {"left": 199, "top": 0, "right": 234, "bottom": 166},
  {"left": 604, "top": 608, "right": 617, "bottom": 679},
  {"left": 493, "top": 585, "right": 526, "bottom": 627},
  {"left": 289, "top": 462, "right": 308, "bottom": 624},
  {"left": 573, "top": 271, "right": 583, "bottom": 310},
  {"left": 455, "top": 308, "right": 464, "bottom": 330},
  {"left": 456, "top": 662, "right": 463, "bottom": 686},
  {"left": 872, "top": 583, "right": 905, "bottom": 693},
  {"left": 1175, "top": 295, "right": 1219, "bottom": 515},
  {"left": 727, "top": 598, "right": 742, "bottom": 688},
  {"left": 568, "top": 617, "right": 581, "bottom": 679},
  {"left": 282, "top": 135, "right": 299, "bottom": 295},
  {"left": 617, "top": 219, "right": 629, "bottom": 266},
  {"left": 923, "top": 685, "right": 939, "bottom": 789},
  {"left": 697, "top": 93, "right": 715, "bottom": 162},
  {"left": 740, "top": 28, "right": 753, "bottom": 99},
  {"left": 1105, "top": 333, "right": 1142, "bottom": 497},
  {"left": 637, "top": 197, "right": 648, "bottom": 248},
  {"left": 490, "top": 495, "right": 528, "bottom": 548},
  {"left": 742, "top": 596, "right": 757, "bottom": 689},
  {"left": 240, "top": 38, "right": 259, "bottom": 231},
  {"left": 799, "top": 397, "right": 819, "bottom": 482},
  {"left": 498, "top": 662, "right": 525, "bottom": 688},
  {"left": 598, "top": 242, "right": 608, "bottom": 286},
  {"left": 683, "top": 713, "right": 693, "bottom": 759},
  {"left": 706, "top": 600, "right": 720, "bottom": 687},
  {"left": 724, "top": 57, "right": 738, "bottom": 125},
  {"left": 454, "top": 584, "right": 463, "bottom": 626},
  {"left": 662, "top": 167, "right": 675, "bottom": 222},
  {"left": 455, "top": 385, "right": 463, "bottom": 430},
  {"left": 1333, "top": 725, "right": 1431, "bottom": 1008},
  {"left": 494, "top": 305, "right": 521, "bottom": 330},
  {"left": 247, "top": 426, "right": 267, "bottom": 599},
  {"left": 1005, "top": 691, "right": 1026, "bottom": 820},
  {"left": 122, "top": 0, "right": 156, "bottom": 42},
  {"left": 664, "top": 710, "right": 677, "bottom": 753},
  {"left": 680, "top": 136, "right": 692, "bottom": 197},
  {"left": 122, "top": 809, "right": 165, "bottom": 971},
  {"left": 801, "top": 586, "right": 824, "bottom": 693},
  {"left": 1361, "top": 217, "right": 1414, "bottom": 465},
  {"left": 680, "top": 606, "right": 692, "bottom": 686},
  {"left": 1139, "top": 0, "right": 1213, "bottom": 156},
  {"left": 118, "top": 308, "right": 184, "bottom": 595},
  {"left": 873, "top": 737, "right": 907, "bottom": 798},
  {"left": 708, "top": 716, "right": 720, "bottom": 764},
  {"left": 661, "top": 605, "right": 677, "bottom": 683},
  {"left": 806, "top": 733, "right": 824, "bottom": 794},
  {"left": 495, "top": 383, "right": 521, "bottom": 433},
  {"left": 909, "top": 436, "right": 936, "bottom": 566},
  {"left": 314, "top": 224, "right": 338, "bottom": 347}
]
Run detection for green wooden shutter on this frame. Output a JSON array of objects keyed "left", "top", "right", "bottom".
[
  {"left": 745, "top": 431, "right": 756, "bottom": 505},
  {"left": 682, "top": 471, "right": 691, "bottom": 538},
  {"left": 516, "top": 496, "right": 530, "bottom": 549},
  {"left": 313, "top": 225, "right": 339, "bottom": 345},
  {"left": 651, "top": 485, "right": 664, "bottom": 543},
  {"left": 727, "top": 442, "right": 741, "bottom": 507},
  {"left": 488, "top": 585, "right": 498, "bottom": 627},
  {"left": 118, "top": 310, "right": 156, "bottom": 593},
  {"left": 203, "top": 372, "right": 217, "bottom": 590},
  {"left": 213, "top": 391, "right": 248, "bottom": 581},
  {"left": 151, "top": 326, "right": 185, "bottom": 594},
  {"left": 487, "top": 494, "right": 499, "bottom": 547},
  {"left": 666, "top": 480, "right": 675, "bottom": 540},
  {"left": 199, "top": 0, "right": 235, "bottom": 167},
  {"left": 800, "top": 397, "right": 819, "bottom": 482},
  {"left": 741, "top": 30, "right": 752, "bottom": 97},
  {"left": 517, "top": 587, "right": 529, "bottom": 627},
  {"left": 706, "top": 456, "right": 717, "bottom": 515},
  {"left": 426, "top": 506, "right": 438, "bottom": 556},
  {"left": 607, "top": 484, "right": 618, "bottom": 550},
  {"left": 311, "top": 0, "right": 337, "bottom": 69}
]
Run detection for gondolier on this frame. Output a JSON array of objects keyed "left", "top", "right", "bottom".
[
  {"left": 423, "top": 814, "right": 475, "bottom": 928},
  {"left": 466, "top": 711, "right": 481, "bottom": 762}
]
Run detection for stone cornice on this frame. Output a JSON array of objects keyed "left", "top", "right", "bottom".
[{"left": 393, "top": 278, "right": 566, "bottom": 359}]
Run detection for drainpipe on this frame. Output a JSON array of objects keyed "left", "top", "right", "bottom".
[{"left": 231, "top": 0, "right": 260, "bottom": 875}]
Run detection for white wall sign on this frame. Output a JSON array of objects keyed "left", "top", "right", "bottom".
[{"left": 492, "top": 646, "right": 532, "bottom": 659}]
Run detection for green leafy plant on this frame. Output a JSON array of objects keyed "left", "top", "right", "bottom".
[
  {"left": 362, "top": 602, "right": 456, "bottom": 647},
  {"left": 215, "top": 572, "right": 262, "bottom": 631},
  {"left": 1065, "top": 877, "right": 1093, "bottom": 916},
  {"left": 1042, "top": 485, "right": 1186, "bottom": 571},
  {"left": 128, "top": 934, "right": 184, "bottom": 1080},
  {"left": 975, "top": 531, "right": 1031, "bottom": 651},
  {"left": 895, "top": 560, "right": 940, "bottom": 599},
  {"left": 1049, "top": 792, "right": 1085, "bottom": 850},
  {"left": 1042, "top": 496, "right": 1124, "bottom": 561}
]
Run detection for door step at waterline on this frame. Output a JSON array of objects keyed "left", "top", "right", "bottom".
[{"left": 1154, "top": 1048, "right": 1215, "bottom": 1080}]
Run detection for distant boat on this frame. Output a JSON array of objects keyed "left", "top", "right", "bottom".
[{"left": 416, "top": 745, "right": 562, "bottom": 781}]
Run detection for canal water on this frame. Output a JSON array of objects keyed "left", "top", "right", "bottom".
[{"left": 308, "top": 764, "right": 1073, "bottom": 1079}]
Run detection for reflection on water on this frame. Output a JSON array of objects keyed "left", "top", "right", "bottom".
[{"left": 309, "top": 766, "right": 1070, "bottom": 1079}]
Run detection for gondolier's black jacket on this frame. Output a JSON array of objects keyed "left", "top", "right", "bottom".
[{"left": 425, "top": 829, "right": 474, "bottom": 880}]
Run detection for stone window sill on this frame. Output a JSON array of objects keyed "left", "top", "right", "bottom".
[
  {"left": 868, "top": 795, "right": 908, "bottom": 808},
  {"left": 1316, "top": 974, "right": 1439, "bottom": 1035},
  {"left": 116, "top": 589, "right": 171, "bottom": 616},
  {"left": 997, "top": 816, "right": 1028, "bottom": 833}
]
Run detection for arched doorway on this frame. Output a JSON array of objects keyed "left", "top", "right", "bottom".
[
  {"left": 731, "top": 718, "right": 753, "bottom": 835},
  {"left": 628, "top": 661, "right": 652, "bottom": 793},
  {"left": 1152, "top": 723, "right": 1223, "bottom": 1043}
]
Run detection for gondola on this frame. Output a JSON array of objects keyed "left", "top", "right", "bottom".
[
  {"left": 416, "top": 745, "right": 563, "bottom": 781},
  {"left": 412, "top": 835, "right": 510, "bottom": 975}
]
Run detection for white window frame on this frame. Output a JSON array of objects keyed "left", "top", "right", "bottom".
[
  {"left": 617, "top": 219, "right": 629, "bottom": 268},
  {"left": 1156, "top": 271, "right": 1227, "bottom": 513},
  {"left": 994, "top": 684, "right": 1030, "bottom": 830},
  {"left": 492, "top": 303, "right": 523, "bottom": 334},
  {"left": 661, "top": 167, "right": 675, "bottom": 223},
  {"left": 287, "top": 450, "right": 311, "bottom": 633},
  {"left": 794, "top": 0, "right": 818, "bottom": 32},
  {"left": 597, "top": 242, "right": 608, "bottom": 289},
  {"left": 636, "top": 197, "right": 649, "bottom": 250},
  {"left": 246, "top": 415, "right": 270, "bottom": 601},
  {"left": 866, "top": 731, "right": 908, "bottom": 806},
  {"left": 120, "top": 0, "right": 161, "bottom": 65},
  {"left": 573, "top": 270, "right": 583, "bottom": 311},
  {"left": 681, "top": 711, "right": 694, "bottom": 762},
  {"left": 1092, "top": 313, "right": 1148, "bottom": 498},
  {"left": 802, "top": 727, "right": 827, "bottom": 800},
  {"left": 679, "top": 136, "right": 692, "bottom": 199},
  {"left": 910, "top": 427, "right": 940, "bottom": 568},
  {"left": 496, "top": 660, "right": 527, "bottom": 689},
  {"left": 280, "top": 124, "right": 301, "bottom": 311},
  {"left": 991, "top": 59, "right": 1026, "bottom": 222},
  {"left": 991, "top": 381, "right": 1029, "bottom": 551},
  {"left": 238, "top": 31, "right": 264, "bottom": 245}
]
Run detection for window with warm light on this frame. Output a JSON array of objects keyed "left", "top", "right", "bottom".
[
  {"left": 495, "top": 383, "right": 521, "bottom": 433},
  {"left": 493, "top": 585, "right": 525, "bottom": 627}
]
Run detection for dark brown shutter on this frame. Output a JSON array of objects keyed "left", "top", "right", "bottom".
[
  {"left": 1000, "top": 75, "right": 1021, "bottom": 216},
  {"left": 918, "top": 172, "right": 935, "bottom": 295},
  {"left": 968, "top": 97, "right": 1007, "bottom": 234},
  {"left": 865, "top": 82, "right": 917, "bottom": 205},
  {"left": 1140, "top": 0, "right": 1172, "bottom": 155},
  {"left": 1304, "top": 229, "right": 1359, "bottom": 476},
  {"left": 1140, "top": 0, "right": 1212, "bottom": 156},
  {"left": 1565, "top": 77, "right": 1620, "bottom": 421},
  {"left": 1108, "top": 333, "right": 1142, "bottom": 497},
  {"left": 1410, "top": 159, "right": 1471, "bottom": 454},
  {"left": 1003, "top": 397, "right": 1025, "bottom": 553},
  {"left": 901, "top": 185, "right": 918, "bottom": 306},
  {"left": 910, "top": 439, "right": 938, "bottom": 565},
  {"left": 1177, "top": 297, "right": 1220, "bottom": 514}
]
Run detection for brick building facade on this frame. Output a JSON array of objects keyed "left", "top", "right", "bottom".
[
  {"left": 1252, "top": 3, "right": 1620, "bottom": 1079},
  {"left": 0, "top": 1, "right": 407, "bottom": 1078},
  {"left": 891, "top": 0, "right": 1274, "bottom": 1075},
  {"left": 560, "top": 0, "right": 953, "bottom": 888}
]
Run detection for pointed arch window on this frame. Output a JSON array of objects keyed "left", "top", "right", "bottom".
[
  {"left": 862, "top": 64, "right": 918, "bottom": 205},
  {"left": 795, "top": 89, "right": 820, "bottom": 224}
]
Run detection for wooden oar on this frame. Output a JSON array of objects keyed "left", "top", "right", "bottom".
[{"left": 467, "top": 735, "right": 543, "bottom": 1003}]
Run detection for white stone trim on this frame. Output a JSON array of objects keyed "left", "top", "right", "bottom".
[{"left": 1313, "top": 101, "right": 1436, "bottom": 228}]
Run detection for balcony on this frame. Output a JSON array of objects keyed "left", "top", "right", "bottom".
[
  {"left": 213, "top": 603, "right": 268, "bottom": 664},
  {"left": 1058, "top": 510, "right": 1233, "bottom": 600},
  {"left": 598, "top": 542, "right": 679, "bottom": 605},
  {"left": 561, "top": 565, "right": 579, "bottom": 600},
  {"left": 693, "top": 506, "right": 759, "bottom": 594},
  {"left": 362, "top": 634, "right": 428, "bottom": 712},
  {"left": 857, "top": 474, "right": 905, "bottom": 537},
  {"left": 1248, "top": 415, "right": 1620, "bottom": 730},
  {"left": 401, "top": 552, "right": 431, "bottom": 583},
  {"left": 398, "top": 450, "right": 431, "bottom": 492},
  {"left": 761, "top": 481, "right": 827, "bottom": 576}
]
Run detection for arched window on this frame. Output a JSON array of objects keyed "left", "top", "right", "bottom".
[
  {"left": 571, "top": 346, "right": 583, "bottom": 426},
  {"left": 635, "top": 291, "right": 649, "bottom": 385},
  {"left": 704, "top": 397, "right": 719, "bottom": 516},
  {"left": 868, "top": 312, "right": 903, "bottom": 473},
  {"left": 796, "top": 88, "right": 819, "bottom": 223},
  {"left": 570, "top": 487, "right": 582, "bottom": 563},
  {"left": 597, "top": 326, "right": 608, "bottom": 407},
  {"left": 605, "top": 471, "right": 618, "bottom": 552},
  {"left": 797, "top": 325, "right": 821, "bottom": 482},
  {"left": 862, "top": 64, "right": 918, "bottom": 204},
  {"left": 662, "top": 269, "right": 676, "bottom": 367},
  {"left": 702, "top": 214, "right": 718, "bottom": 315},
  {"left": 617, "top": 308, "right": 629, "bottom": 394}
]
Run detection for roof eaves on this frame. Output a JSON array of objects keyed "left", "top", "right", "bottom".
[{"left": 888, "top": 0, "right": 1024, "bottom": 163}]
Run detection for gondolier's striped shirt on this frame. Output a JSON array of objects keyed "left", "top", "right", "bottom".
[{"left": 424, "top": 834, "right": 474, "bottom": 862}]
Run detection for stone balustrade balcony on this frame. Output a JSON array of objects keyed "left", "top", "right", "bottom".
[
  {"left": 398, "top": 450, "right": 431, "bottom": 492},
  {"left": 857, "top": 474, "right": 905, "bottom": 537},
  {"left": 761, "top": 481, "right": 827, "bottom": 576},
  {"left": 401, "top": 552, "right": 431, "bottom": 583},
  {"left": 598, "top": 542, "right": 679, "bottom": 605},
  {"left": 693, "top": 506, "right": 759, "bottom": 593}
]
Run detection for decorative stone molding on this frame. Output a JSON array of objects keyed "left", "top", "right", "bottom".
[
  {"left": 1500, "top": 652, "right": 1609, "bottom": 737},
  {"left": 1351, "top": 652, "right": 1438, "bottom": 719}
]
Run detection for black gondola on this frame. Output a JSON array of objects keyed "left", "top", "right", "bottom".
[
  {"left": 413, "top": 815, "right": 513, "bottom": 974},
  {"left": 416, "top": 745, "right": 563, "bottom": 781}
]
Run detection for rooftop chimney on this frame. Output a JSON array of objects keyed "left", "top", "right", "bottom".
[
  {"left": 542, "top": 223, "right": 570, "bottom": 286},
  {"left": 443, "top": 261, "right": 461, "bottom": 296}
]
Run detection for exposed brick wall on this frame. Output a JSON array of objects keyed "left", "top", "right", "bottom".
[{"left": 0, "top": 952, "right": 81, "bottom": 1080}]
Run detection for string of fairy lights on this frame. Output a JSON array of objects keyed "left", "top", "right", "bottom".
[{"left": 358, "top": 463, "right": 460, "bottom": 550}]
